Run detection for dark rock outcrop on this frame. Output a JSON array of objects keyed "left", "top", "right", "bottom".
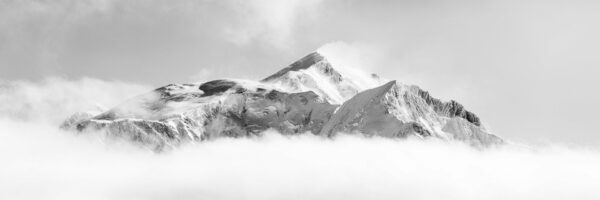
[
  {"left": 416, "top": 89, "right": 481, "bottom": 126},
  {"left": 199, "top": 80, "right": 238, "bottom": 96}
]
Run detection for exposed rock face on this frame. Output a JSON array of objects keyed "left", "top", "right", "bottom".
[
  {"left": 199, "top": 80, "right": 238, "bottom": 96},
  {"left": 64, "top": 80, "right": 338, "bottom": 151},
  {"left": 63, "top": 52, "right": 503, "bottom": 151},
  {"left": 417, "top": 89, "right": 481, "bottom": 126}
]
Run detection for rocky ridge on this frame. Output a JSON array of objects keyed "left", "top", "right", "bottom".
[{"left": 62, "top": 52, "right": 502, "bottom": 151}]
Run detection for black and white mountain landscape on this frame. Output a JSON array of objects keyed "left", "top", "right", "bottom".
[
  {"left": 62, "top": 52, "right": 503, "bottom": 151},
  {"left": 2, "top": 1, "right": 600, "bottom": 200}
]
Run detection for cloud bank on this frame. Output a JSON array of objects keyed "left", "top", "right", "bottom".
[
  {"left": 1, "top": 77, "right": 600, "bottom": 200},
  {"left": 0, "top": 77, "right": 150, "bottom": 124}
]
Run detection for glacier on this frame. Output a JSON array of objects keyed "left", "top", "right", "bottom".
[{"left": 62, "top": 52, "right": 502, "bottom": 151}]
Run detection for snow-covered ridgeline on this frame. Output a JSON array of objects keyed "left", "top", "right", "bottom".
[{"left": 62, "top": 52, "right": 502, "bottom": 151}]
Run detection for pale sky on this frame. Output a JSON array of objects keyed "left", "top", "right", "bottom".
[{"left": 1, "top": 0, "right": 599, "bottom": 146}]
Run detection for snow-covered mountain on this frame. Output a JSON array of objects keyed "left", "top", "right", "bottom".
[
  {"left": 261, "top": 52, "right": 382, "bottom": 104},
  {"left": 62, "top": 52, "right": 502, "bottom": 151}
]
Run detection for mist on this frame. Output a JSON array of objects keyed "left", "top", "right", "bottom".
[{"left": 1, "top": 77, "right": 599, "bottom": 200}]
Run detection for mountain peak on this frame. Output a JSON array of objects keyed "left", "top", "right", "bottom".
[
  {"left": 259, "top": 52, "right": 385, "bottom": 104},
  {"left": 262, "top": 52, "right": 328, "bottom": 82},
  {"left": 379, "top": 80, "right": 397, "bottom": 92}
]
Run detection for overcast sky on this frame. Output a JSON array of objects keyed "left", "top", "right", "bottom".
[{"left": 1, "top": 0, "right": 599, "bottom": 146}]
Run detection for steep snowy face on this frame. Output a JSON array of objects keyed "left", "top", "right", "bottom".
[
  {"left": 320, "top": 81, "right": 502, "bottom": 146},
  {"left": 319, "top": 81, "right": 430, "bottom": 138},
  {"left": 261, "top": 52, "right": 382, "bottom": 104},
  {"left": 62, "top": 51, "right": 502, "bottom": 151}
]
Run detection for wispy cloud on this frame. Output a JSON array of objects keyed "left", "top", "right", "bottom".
[
  {"left": 222, "top": 0, "right": 324, "bottom": 48},
  {"left": 0, "top": 77, "right": 150, "bottom": 124}
]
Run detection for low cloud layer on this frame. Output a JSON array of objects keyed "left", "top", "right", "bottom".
[
  {"left": 0, "top": 77, "right": 150, "bottom": 124},
  {"left": 1, "top": 78, "right": 600, "bottom": 200}
]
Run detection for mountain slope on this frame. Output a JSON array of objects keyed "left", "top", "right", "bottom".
[
  {"left": 319, "top": 81, "right": 431, "bottom": 138},
  {"left": 320, "top": 80, "right": 502, "bottom": 145},
  {"left": 63, "top": 52, "right": 502, "bottom": 151}
]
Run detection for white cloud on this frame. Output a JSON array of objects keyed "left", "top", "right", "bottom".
[
  {"left": 0, "top": 77, "right": 150, "bottom": 124},
  {"left": 223, "top": 0, "right": 323, "bottom": 48},
  {"left": 188, "top": 68, "right": 213, "bottom": 82},
  {"left": 1, "top": 124, "right": 600, "bottom": 200}
]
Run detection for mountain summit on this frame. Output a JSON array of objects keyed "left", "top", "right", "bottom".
[
  {"left": 261, "top": 52, "right": 381, "bottom": 104},
  {"left": 262, "top": 52, "right": 330, "bottom": 82},
  {"left": 63, "top": 52, "right": 502, "bottom": 151}
]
